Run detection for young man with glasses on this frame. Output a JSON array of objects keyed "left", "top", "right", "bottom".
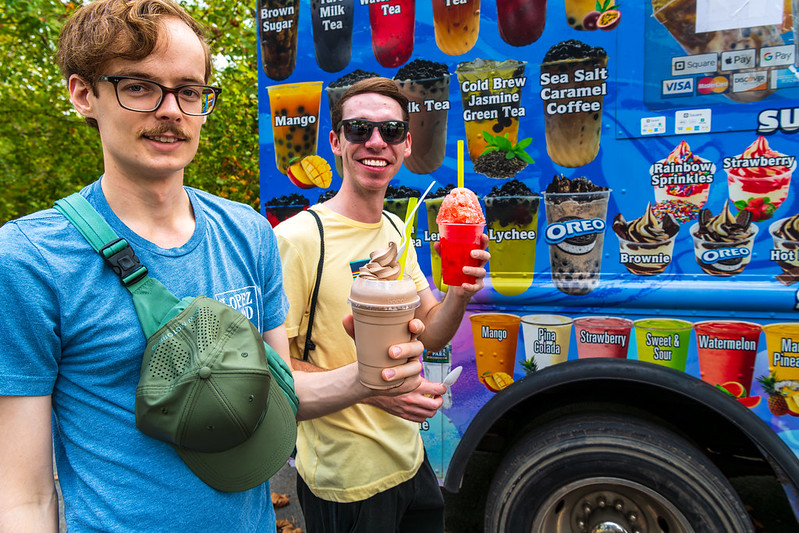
[
  {"left": 0, "top": 1, "right": 398, "bottom": 530},
  {"left": 275, "top": 77, "right": 490, "bottom": 532}
]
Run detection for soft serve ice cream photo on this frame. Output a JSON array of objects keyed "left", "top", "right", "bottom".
[
  {"left": 690, "top": 200, "right": 758, "bottom": 277},
  {"left": 769, "top": 213, "right": 799, "bottom": 286},
  {"left": 724, "top": 136, "right": 796, "bottom": 222},
  {"left": 613, "top": 203, "right": 680, "bottom": 276},
  {"left": 650, "top": 139, "right": 715, "bottom": 221},
  {"left": 348, "top": 241, "right": 421, "bottom": 389}
]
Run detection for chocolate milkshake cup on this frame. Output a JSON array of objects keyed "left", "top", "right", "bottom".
[
  {"left": 540, "top": 40, "right": 608, "bottom": 168},
  {"left": 349, "top": 275, "right": 420, "bottom": 389},
  {"left": 394, "top": 60, "right": 451, "bottom": 175},
  {"left": 543, "top": 187, "right": 611, "bottom": 296}
]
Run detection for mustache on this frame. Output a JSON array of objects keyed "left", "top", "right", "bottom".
[{"left": 139, "top": 124, "right": 192, "bottom": 142}]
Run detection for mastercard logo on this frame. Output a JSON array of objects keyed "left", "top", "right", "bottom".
[{"left": 697, "top": 76, "right": 729, "bottom": 94}]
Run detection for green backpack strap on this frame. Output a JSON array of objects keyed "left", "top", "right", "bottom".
[
  {"left": 54, "top": 193, "right": 299, "bottom": 415},
  {"left": 54, "top": 193, "right": 181, "bottom": 338}
]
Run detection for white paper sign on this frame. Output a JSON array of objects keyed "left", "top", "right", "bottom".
[
  {"left": 695, "top": 0, "right": 783, "bottom": 32},
  {"left": 675, "top": 109, "right": 712, "bottom": 134}
]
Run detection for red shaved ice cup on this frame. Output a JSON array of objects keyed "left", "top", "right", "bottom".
[{"left": 439, "top": 222, "right": 485, "bottom": 286}]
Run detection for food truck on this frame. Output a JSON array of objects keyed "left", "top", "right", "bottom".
[{"left": 256, "top": 0, "right": 799, "bottom": 530}]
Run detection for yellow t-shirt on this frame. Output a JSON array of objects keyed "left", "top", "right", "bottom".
[{"left": 275, "top": 205, "right": 429, "bottom": 503}]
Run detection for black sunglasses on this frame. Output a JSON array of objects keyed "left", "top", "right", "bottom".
[{"left": 337, "top": 119, "right": 409, "bottom": 145}]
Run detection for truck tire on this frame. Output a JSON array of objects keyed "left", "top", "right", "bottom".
[{"left": 484, "top": 412, "right": 754, "bottom": 533}]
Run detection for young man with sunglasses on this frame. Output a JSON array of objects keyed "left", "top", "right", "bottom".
[
  {"left": 0, "top": 1, "right": 329, "bottom": 530},
  {"left": 275, "top": 77, "right": 490, "bottom": 532}
]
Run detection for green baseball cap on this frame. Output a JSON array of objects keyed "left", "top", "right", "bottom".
[{"left": 135, "top": 296, "right": 297, "bottom": 492}]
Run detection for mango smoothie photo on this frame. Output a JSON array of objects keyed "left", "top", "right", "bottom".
[{"left": 470, "top": 313, "right": 521, "bottom": 392}]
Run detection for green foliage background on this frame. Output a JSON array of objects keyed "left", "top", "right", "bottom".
[{"left": 0, "top": 0, "right": 260, "bottom": 225}]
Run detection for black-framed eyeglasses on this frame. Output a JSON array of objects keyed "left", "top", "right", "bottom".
[
  {"left": 336, "top": 119, "right": 409, "bottom": 145},
  {"left": 98, "top": 75, "right": 222, "bottom": 116}
]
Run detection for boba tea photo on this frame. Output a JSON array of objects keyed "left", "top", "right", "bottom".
[
  {"left": 310, "top": 0, "right": 355, "bottom": 72},
  {"left": 484, "top": 180, "right": 540, "bottom": 296},
  {"left": 394, "top": 60, "right": 452, "bottom": 175},
  {"left": 497, "top": 0, "right": 547, "bottom": 46},
  {"left": 258, "top": 0, "right": 300, "bottom": 81},
  {"left": 543, "top": 175, "right": 611, "bottom": 296},
  {"left": 424, "top": 185, "right": 455, "bottom": 293},
  {"left": 267, "top": 81, "right": 323, "bottom": 175},
  {"left": 540, "top": 39, "right": 608, "bottom": 168},
  {"left": 369, "top": 0, "right": 415, "bottom": 68},
  {"left": 455, "top": 58, "right": 528, "bottom": 163},
  {"left": 432, "top": 0, "right": 481, "bottom": 55}
]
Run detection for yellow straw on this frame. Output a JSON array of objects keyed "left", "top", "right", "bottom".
[
  {"left": 397, "top": 197, "right": 418, "bottom": 279},
  {"left": 457, "top": 140, "right": 464, "bottom": 189}
]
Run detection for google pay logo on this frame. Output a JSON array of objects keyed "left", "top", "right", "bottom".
[{"left": 662, "top": 78, "right": 694, "bottom": 97}]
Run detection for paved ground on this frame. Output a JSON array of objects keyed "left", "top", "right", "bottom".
[
  {"left": 57, "top": 462, "right": 797, "bottom": 532},
  {"left": 271, "top": 459, "right": 306, "bottom": 531}
]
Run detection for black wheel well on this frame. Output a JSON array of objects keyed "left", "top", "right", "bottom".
[
  {"left": 443, "top": 360, "right": 799, "bottom": 526},
  {"left": 474, "top": 381, "right": 766, "bottom": 478}
]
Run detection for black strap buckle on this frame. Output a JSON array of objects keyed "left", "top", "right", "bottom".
[{"left": 100, "top": 238, "right": 148, "bottom": 287}]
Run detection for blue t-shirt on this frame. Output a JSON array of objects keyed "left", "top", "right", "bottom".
[{"left": 0, "top": 180, "right": 289, "bottom": 532}]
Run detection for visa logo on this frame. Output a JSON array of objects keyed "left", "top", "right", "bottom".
[{"left": 662, "top": 78, "right": 694, "bottom": 97}]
